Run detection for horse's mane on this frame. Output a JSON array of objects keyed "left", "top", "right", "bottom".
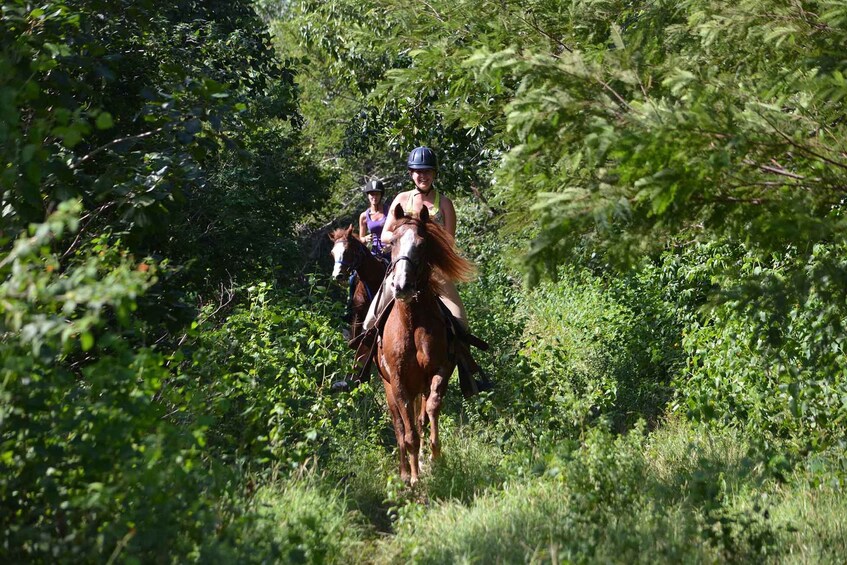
[{"left": 394, "top": 217, "right": 476, "bottom": 284}]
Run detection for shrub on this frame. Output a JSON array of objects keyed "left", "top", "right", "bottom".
[
  {"left": 0, "top": 203, "right": 221, "bottom": 561},
  {"left": 672, "top": 241, "right": 847, "bottom": 451},
  {"left": 203, "top": 478, "right": 367, "bottom": 564},
  {"left": 510, "top": 265, "right": 682, "bottom": 438},
  {"left": 186, "top": 281, "right": 384, "bottom": 470}
]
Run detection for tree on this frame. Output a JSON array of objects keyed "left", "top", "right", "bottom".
[{"left": 1, "top": 1, "right": 331, "bottom": 559}]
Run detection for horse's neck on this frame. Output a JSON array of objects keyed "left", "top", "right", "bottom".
[
  {"left": 355, "top": 247, "right": 386, "bottom": 290},
  {"left": 392, "top": 289, "right": 442, "bottom": 326}
]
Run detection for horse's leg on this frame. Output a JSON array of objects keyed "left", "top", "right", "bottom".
[
  {"left": 426, "top": 372, "right": 449, "bottom": 462},
  {"left": 417, "top": 394, "right": 427, "bottom": 468},
  {"left": 351, "top": 281, "right": 367, "bottom": 341},
  {"left": 393, "top": 385, "right": 420, "bottom": 485},
  {"left": 385, "top": 383, "right": 411, "bottom": 483}
]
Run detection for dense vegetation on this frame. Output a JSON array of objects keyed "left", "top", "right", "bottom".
[{"left": 2, "top": 0, "right": 846, "bottom": 562}]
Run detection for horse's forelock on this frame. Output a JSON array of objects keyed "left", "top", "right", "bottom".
[{"left": 329, "top": 227, "right": 349, "bottom": 241}]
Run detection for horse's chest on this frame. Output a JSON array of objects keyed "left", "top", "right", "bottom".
[
  {"left": 413, "top": 326, "right": 446, "bottom": 368},
  {"left": 383, "top": 325, "right": 443, "bottom": 369}
]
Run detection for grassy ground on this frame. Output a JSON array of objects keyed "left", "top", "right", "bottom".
[{"left": 240, "top": 409, "right": 847, "bottom": 564}]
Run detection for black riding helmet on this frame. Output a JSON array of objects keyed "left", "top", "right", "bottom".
[
  {"left": 407, "top": 146, "right": 438, "bottom": 170},
  {"left": 363, "top": 179, "right": 384, "bottom": 194}
]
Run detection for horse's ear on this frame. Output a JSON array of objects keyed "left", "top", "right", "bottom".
[
  {"left": 394, "top": 204, "right": 405, "bottom": 220},
  {"left": 346, "top": 224, "right": 353, "bottom": 236},
  {"left": 419, "top": 205, "right": 429, "bottom": 223}
]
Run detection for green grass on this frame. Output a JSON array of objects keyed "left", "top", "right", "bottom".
[
  {"left": 263, "top": 417, "right": 844, "bottom": 564},
  {"left": 212, "top": 411, "right": 846, "bottom": 563},
  {"left": 771, "top": 458, "right": 847, "bottom": 565}
]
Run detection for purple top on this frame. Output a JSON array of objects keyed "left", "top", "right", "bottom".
[{"left": 366, "top": 203, "right": 389, "bottom": 255}]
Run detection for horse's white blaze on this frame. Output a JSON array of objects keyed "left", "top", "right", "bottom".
[
  {"left": 393, "top": 228, "right": 416, "bottom": 292},
  {"left": 330, "top": 240, "right": 345, "bottom": 279}
]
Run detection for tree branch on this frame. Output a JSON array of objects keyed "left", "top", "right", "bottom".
[
  {"left": 421, "top": 1, "right": 445, "bottom": 23},
  {"left": 516, "top": 11, "right": 573, "bottom": 54},
  {"left": 692, "top": 194, "right": 770, "bottom": 205},
  {"left": 71, "top": 126, "right": 167, "bottom": 170},
  {"left": 757, "top": 112, "right": 847, "bottom": 172},
  {"left": 61, "top": 201, "right": 116, "bottom": 259}
]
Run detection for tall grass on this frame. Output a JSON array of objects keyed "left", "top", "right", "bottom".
[
  {"left": 203, "top": 476, "right": 368, "bottom": 564},
  {"left": 359, "top": 420, "right": 845, "bottom": 564}
]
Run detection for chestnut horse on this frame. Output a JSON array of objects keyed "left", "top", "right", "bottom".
[
  {"left": 329, "top": 225, "right": 387, "bottom": 343},
  {"left": 379, "top": 204, "right": 475, "bottom": 484}
]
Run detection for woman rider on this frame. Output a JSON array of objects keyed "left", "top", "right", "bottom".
[
  {"left": 358, "top": 179, "right": 390, "bottom": 262},
  {"left": 344, "top": 180, "right": 389, "bottom": 334},
  {"left": 362, "top": 146, "right": 492, "bottom": 395},
  {"left": 372, "top": 147, "right": 464, "bottom": 325}
]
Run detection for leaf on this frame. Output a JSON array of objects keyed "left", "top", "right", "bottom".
[
  {"left": 95, "top": 112, "right": 113, "bottom": 130},
  {"left": 610, "top": 24, "right": 625, "bottom": 50},
  {"left": 81, "top": 332, "right": 95, "bottom": 351}
]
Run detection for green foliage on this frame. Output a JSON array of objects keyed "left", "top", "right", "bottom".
[
  {"left": 2, "top": 0, "right": 322, "bottom": 293},
  {"left": 0, "top": 203, "right": 218, "bottom": 561},
  {"left": 204, "top": 480, "right": 366, "bottom": 564},
  {"left": 5, "top": 0, "right": 847, "bottom": 560},
  {"left": 673, "top": 241, "right": 847, "bottom": 450},
  {"left": 187, "top": 282, "right": 384, "bottom": 468},
  {"left": 1, "top": 1, "right": 334, "bottom": 559},
  {"left": 508, "top": 265, "right": 683, "bottom": 437},
  {"left": 0, "top": 207, "right": 379, "bottom": 560},
  {"left": 276, "top": 2, "right": 847, "bottom": 460},
  {"left": 274, "top": 0, "right": 506, "bottom": 197}
]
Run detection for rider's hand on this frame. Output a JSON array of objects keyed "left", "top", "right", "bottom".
[{"left": 363, "top": 234, "right": 373, "bottom": 245}]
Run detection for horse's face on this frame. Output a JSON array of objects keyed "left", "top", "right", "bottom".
[
  {"left": 329, "top": 226, "right": 357, "bottom": 282},
  {"left": 391, "top": 224, "right": 425, "bottom": 300},
  {"left": 391, "top": 205, "right": 429, "bottom": 300}
]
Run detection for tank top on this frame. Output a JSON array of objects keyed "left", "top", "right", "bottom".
[
  {"left": 405, "top": 189, "right": 444, "bottom": 226},
  {"left": 366, "top": 203, "right": 389, "bottom": 255}
]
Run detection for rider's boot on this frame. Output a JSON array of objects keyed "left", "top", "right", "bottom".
[
  {"left": 454, "top": 339, "right": 494, "bottom": 398},
  {"left": 330, "top": 328, "right": 377, "bottom": 393}
]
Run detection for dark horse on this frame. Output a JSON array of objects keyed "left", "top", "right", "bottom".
[
  {"left": 329, "top": 226, "right": 387, "bottom": 372},
  {"left": 329, "top": 225, "right": 386, "bottom": 392},
  {"left": 379, "top": 204, "right": 475, "bottom": 484}
]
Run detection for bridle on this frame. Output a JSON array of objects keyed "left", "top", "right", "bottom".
[
  {"left": 388, "top": 223, "right": 428, "bottom": 284},
  {"left": 335, "top": 237, "right": 382, "bottom": 302},
  {"left": 391, "top": 255, "right": 417, "bottom": 269},
  {"left": 389, "top": 241, "right": 429, "bottom": 299},
  {"left": 334, "top": 240, "right": 364, "bottom": 273}
]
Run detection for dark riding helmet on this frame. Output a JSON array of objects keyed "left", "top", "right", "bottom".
[
  {"left": 407, "top": 146, "right": 438, "bottom": 170},
  {"left": 363, "top": 179, "right": 384, "bottom": 194}
]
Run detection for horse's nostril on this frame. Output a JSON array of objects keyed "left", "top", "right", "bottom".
[{"left": 394, "top": 282, "right": 414, "bottom": 300}]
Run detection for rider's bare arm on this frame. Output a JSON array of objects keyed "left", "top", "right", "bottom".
[
  {"left": 358, "top": 211, "right": 369, "bottom": 243},
  {"left": 380, "top": 193, "right": 404, "bottom": 245},
  {"left": 441, "top": 196, "right": 457, "bottom": 238}
]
